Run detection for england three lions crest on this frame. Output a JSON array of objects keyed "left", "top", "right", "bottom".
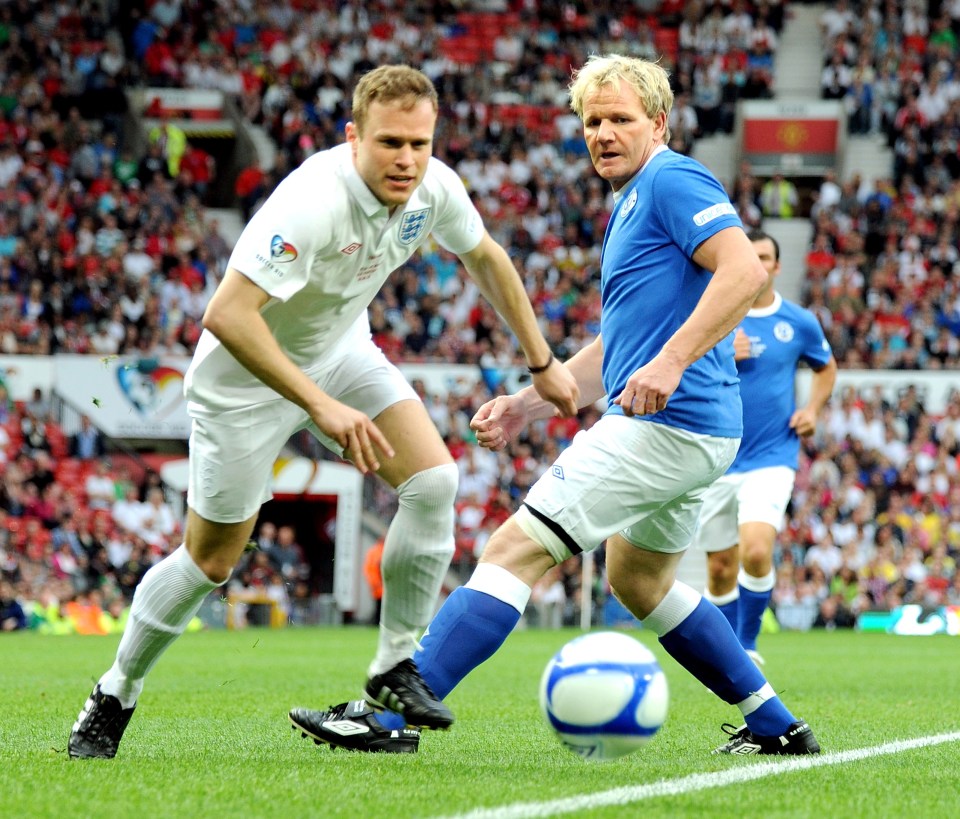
[{"left": 398, "top": 208, "right": 430, "bottom": 245}]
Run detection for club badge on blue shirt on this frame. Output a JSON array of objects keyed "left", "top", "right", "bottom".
[
  {"left": 774, "top": 321, "right": 795, "bottom": 342},
  {"left": 619, "top": 189, "right": 637, "bottom": 218}
]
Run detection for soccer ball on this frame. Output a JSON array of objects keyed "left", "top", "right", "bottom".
[{"left": 539, "top": 631, "right": 668, "bottom": 761}]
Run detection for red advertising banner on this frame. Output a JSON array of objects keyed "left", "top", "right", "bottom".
[{"left": 742, "top": 118, "right": 839, "bottom": 154}]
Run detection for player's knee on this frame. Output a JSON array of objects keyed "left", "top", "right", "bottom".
[
  {"left": 707, "top": 550, "right": 738, "bottom": 588},
  {"left": 607, "top": 568, "right": 671, "bottom": 620},
  {"left": 740, "top": 541, "right": 773, "bottom": 575},
  {"left": 396, "top": 462, "right": 459, "bottom": 515}
]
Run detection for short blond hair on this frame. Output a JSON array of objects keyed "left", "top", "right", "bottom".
[
  {"left": 351, "top": 65, "right": 438, "bottom": 135},
  {"left": 569, "top": 54, "right": 673, "bottom": 142}
]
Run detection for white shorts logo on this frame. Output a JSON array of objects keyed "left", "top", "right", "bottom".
[
  {"left": 692, "top": 202, "right": 736, "bottom": 226},
  {"left": 774, "top": 321, "right": 794, "bottom": 342}
]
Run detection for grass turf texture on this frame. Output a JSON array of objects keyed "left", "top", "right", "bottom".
[{"left": 2, "top": 627, "right": 958, "bottom": 818}]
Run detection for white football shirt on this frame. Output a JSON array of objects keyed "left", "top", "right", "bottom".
[{"left": 184, "top": 143, "right": 484, "bottom": 410}]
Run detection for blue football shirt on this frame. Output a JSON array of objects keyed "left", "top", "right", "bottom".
[
  {"left": 730, "top": 292, "right": 833, "bottom": 472},
  {"left": 600, "top": 148, "right": 744, "bottom": 437}
]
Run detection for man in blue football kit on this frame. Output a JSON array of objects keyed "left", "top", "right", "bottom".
[
  {"left": 698, "top": 230, "right": 837, "bottom": 663},
  {"left": 291, "top": 55, "right": 822, "bottom": 756}
]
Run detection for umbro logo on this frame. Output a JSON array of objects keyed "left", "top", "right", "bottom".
[
  {"left": 341, "top": 242, "right": 362, "bottom": 255},
  {"left": 323, "top": 720, "right": 371, "bottom": 736},
  {"left": 552, "top": 465, "right": 565, "bottom": 480}
]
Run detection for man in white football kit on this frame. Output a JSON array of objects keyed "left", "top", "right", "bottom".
[
  {"left": 697, "top": 231, "right": 837, "bottom": 663},
  {"left": 69, "top": 65, "right": 579, "bottom": 759}
]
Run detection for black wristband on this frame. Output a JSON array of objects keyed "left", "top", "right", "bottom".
[{"left": 527, "top": 353, "right": 554, "bottom": 374}]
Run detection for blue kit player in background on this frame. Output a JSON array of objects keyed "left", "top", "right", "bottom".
[
  {"left": 290, "top": 54, "right": 822, "bottom": 757},
  {"left": 698, "top": 230, "right": 837, "bottom": 664}
]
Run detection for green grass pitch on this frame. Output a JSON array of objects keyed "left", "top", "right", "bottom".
[{"left": 2, "top": 626, "right": 959, "bottom": 818}]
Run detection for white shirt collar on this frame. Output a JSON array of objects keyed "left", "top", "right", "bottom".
[
  {"left": 611, "top": 144, "right": 669, "bottom": 203},
  {"left": 337, "top": 144, "right": 389, "bottom": 218},
  {"left": 747, "top": 291, "right": 783, "bottom": 318}
]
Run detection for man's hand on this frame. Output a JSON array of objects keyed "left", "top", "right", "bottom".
[
  {"left": 613, "top": 351, "right": 683, "bottom": 417},
  {"left": 531, "top": 361, "right": 580, "bottom": 417},
  {"left": 470, "top": 396, "right": 530, "bottom": 451},
  {"left": 789, "top": 406, "right": 818, "bottom": 438},
  {"left": 310, "top": 396, "right": 394, "bottom": 474},
  {"left": 733, "top": 328, "right": 752, "bottom": 361}
]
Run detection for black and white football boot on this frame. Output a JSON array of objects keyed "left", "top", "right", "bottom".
[
  {"left": 289, "top": 700, "right": 421, "bottom": 753},
  {"left": 713, "top": 719, "right": 821, "bottom": 755},
  {"left": 363, "top": 659, "right": 454, "bottom": 729},
  {"left": 69, "top": 684, "right": 136, "bottom": 759}
]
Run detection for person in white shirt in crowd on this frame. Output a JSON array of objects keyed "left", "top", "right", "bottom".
[{"left": 84, "top": 460, "right": 117, "bottom": 511}]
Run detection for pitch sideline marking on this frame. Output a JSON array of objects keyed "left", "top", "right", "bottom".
[{"left": 440, "top": 731, "right": 960, "bottom": 819}]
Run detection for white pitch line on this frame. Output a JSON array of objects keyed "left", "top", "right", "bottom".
[{"left": 439, "top": 732, "right": 960, "bottom": 819}]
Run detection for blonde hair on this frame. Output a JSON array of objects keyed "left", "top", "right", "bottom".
[
  {"left": 569, "top": 54, "right": 673, "bottom": 142},
  {"left": 351, "top": 65, "right": 438, "bottom": 135}
]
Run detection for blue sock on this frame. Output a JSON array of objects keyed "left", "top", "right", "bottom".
[
  {"left": 658, "top": 598, "right": 795, "bottom": 737},
  {"left": 737, "top": 585, "right": 772, "bottom": 651},
  {"left": 704, "top": 587, "right": 738, "bottom": 631},
  {"left": 377, "top": 587, "right": 521, "bottom": 730},
  {"left": 737, "top": 570, "right": 775, "bottom": 652},
  {"left": 716, "top": 599, "right": 738, "bottom": 632}
]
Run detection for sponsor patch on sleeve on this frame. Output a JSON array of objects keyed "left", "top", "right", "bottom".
[{"left": 692, "top": 202, "right": 737, "bottom": 226}]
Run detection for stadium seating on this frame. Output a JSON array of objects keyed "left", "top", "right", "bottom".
[{"left": 0, "top": 0, "right": 957, "bottom": 631}]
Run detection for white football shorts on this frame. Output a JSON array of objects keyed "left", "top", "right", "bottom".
[
  {"left": 693, "top": 465, "right": 797, "bottom": 554},
  {"left": 187, "top": 339, "right": 418, "bottom": 523},
  {"left": 515, "top": 414, "right": 740, "bottom": 563}
]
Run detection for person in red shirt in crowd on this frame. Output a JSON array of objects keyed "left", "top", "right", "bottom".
[
  {"left": 143, "top": 30, "right": 178, "bottom": 85},
  {"left": 178, "top": 144, "right": 216, "bottom": 200},
  {"left": 233, "top": 161, "right": 265, "bottom": 221},
  {"left": 805, "top": 232, "right": 836, "bottom": 281}
]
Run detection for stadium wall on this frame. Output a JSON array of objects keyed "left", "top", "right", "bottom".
[{"left": 4, "top": 356, "right": 957, "bottom": 422}]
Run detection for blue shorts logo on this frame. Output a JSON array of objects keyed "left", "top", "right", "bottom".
[
  {"left": 270, "top": 234, "right": 298, "bottom": 262},
  {"left": 398, "top": 208, "right": 430, "bottom": 245},
  {"left": 552, "top": 465, "right": 565, "bottom": 480}
]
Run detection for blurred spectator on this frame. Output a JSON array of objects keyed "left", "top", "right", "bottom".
[
  {"left": 531, "top": 565, "right": 566, "bottom": 628},
  {"left": 363, "top": 537, "right": 384, "bottom": 625},
  {"left": 760, "top": 173, "right": 799, "bottom": 218},
  {"left": 137, "top": 487, "right": 177, "bottom": 549},
  {"left": 1, "top": 578, "right": 26, "bottom": 631},
  {"left": 69, "top": 414, "right": 106, "bottom": 460},
  {"left": 26, "top": 388, "right": 51, "bottom": 422},
  {"left": 111, "top": 484, "right": 145, "bottom": 537},
  {"left": 267, "top": 524, "right": 305, "bottom": 581}
]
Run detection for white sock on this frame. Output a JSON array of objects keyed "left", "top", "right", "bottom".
[
  {"left": 739, "top": 567, "right": 776, "bottom": 592},
  {"left": 704, "top": 586, "right": 740, "bottom": 606},
  {"left": 99, "top": 545, "right": 222, "bottom": 708},
  {"left": 465, "top": 562, "right": 532, "bottom": 614},
  {"left": 641, "top": 581, "right": 701, "bottom": 637},
  {"left": 370, "top": 623, "right": 420, "bottom": 678},
  {"left": 370, "top": 464, "right": 458, "bottom": 677}
]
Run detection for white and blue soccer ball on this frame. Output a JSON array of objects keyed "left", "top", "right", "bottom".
[{"left": 539, "top": 631, "right": 668, "bottom": 761}]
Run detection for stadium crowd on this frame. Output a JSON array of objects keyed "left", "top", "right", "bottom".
[{"left": 1, "top": 1, "right": 959, "bottom": 634}]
